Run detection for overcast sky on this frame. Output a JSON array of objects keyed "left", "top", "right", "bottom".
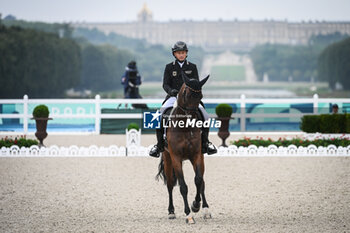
[{"left": 1, "top": 0, "right": 350, "bottom": 23}]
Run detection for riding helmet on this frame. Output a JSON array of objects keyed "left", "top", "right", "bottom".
[{"left": 172, "top": 41, "right": 188, "bottom": 53}]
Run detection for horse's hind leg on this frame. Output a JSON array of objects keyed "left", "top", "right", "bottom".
[
  {"left": 201, "top": 180, "right": 211, "bottom": 219},
  {"left": 191, "top": 155, "right": 204, "bottom": 213},
  {"left": 163, "top": 152, "right": 175, "bottom": 219}
]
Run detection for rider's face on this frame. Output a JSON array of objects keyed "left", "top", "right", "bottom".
[{"left": 174, "top": 51, "right": 187, "bottom": 62}]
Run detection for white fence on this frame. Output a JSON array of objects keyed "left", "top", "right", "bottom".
[
  {"left": 1, "top": 144, "right": 349, "bottom": 157},
  {"left": 1, "top": 94, "right": 350, "bottom": 134}
]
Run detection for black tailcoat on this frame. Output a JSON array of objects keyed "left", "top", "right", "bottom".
[{"left": 162, "top": 60, "right": 199, "bottom": 100}]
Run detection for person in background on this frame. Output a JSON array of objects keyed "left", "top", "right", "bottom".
[
  {"left": 121, "top": 61, "right": 142, "bottom": 99},
  {"left": 332, "top": 104, "right": 339, "bottom": 114}
]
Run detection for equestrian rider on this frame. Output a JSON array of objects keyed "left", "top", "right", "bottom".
[{"left": 149, "top": 41, "right": 217, "bottom": 157}]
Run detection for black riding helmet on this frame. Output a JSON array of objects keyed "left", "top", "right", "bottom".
[
  {"left": 172, "top": 41, "right": 188, "bottom": 61},
  {"left": 172, "top": 41, "right": 188, "bottom": 53}
]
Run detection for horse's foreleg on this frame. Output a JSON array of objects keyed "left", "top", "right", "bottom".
[
  {"left": 166, "top": 182, "right": 175, "bottom": 219},
  {"left": 172, "top": 157, "right": 194, "bottom": 223},
  {"left": 164, "top": 153, "right": 175, "bottom": 219},
  {"left": 177, "top": 170, "right": 190, "bottom": 216}
]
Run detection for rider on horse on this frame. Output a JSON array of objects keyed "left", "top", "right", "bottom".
[
  {"left": 149, "top": 41, "right": 217, "bottom": 157},
  {"left": 121, "top": 61, "right": 142, "bottom": 99}
]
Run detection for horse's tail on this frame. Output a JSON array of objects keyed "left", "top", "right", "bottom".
[
  {"left": 155, "top": 155, "right": 166, "bottom": 184},
  {"left": 155, "top": 155, "right": 178, "bottom": 186}
]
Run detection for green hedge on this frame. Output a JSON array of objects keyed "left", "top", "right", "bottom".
[
  {"left": 346, "top": 114, "right": 350, "bottom": 133},
  {"left": 231, "top": 137, "right": 350, "bottom": 147},
  {"left": 300, "top": 114, "right": 349, "bottom": 133},
  {"left": 0, "top": 136, "right": 38, "bottom": 148}
]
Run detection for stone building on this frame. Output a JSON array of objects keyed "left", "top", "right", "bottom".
[{"left": 74, "top": 4, "right": 350, "bottom": 51}]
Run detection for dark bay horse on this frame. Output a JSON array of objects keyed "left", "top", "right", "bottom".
[{"left": 156, "top": 73, "right": 212, "bottom": 224}]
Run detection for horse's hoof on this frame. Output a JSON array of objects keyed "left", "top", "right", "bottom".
[
  {"left": 186, "top": 215, "right": 195, "bottom": 224},
  {"left": 191, "top": 201, "right": 200, "bottom": 213},
  {"left": 203, "top": 208, "right": 212, "bottom": 219},
  {"left": 168, "top": 213, "right": 176, "bottom": 219}
]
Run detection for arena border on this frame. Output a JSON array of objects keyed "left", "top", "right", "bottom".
[{"left": 1, "top": 144, "right": 349, "bottom": 157}]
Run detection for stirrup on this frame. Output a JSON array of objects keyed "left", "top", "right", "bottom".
[
  {"left": 149, "top": 145, "right": 163, "bottom": 158},
  {"left": 203, "top": 142, "right": 217, "bottom": 155}
]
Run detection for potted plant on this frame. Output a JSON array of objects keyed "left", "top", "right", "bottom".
[
  {"left": 32, "top": 105, "right": 52, "bottom": 147},
  {"left": 215, "top": 103, "right": 233, "bottom": 147},
  {"left": 127, "top": 122, "right": 140, "bottom": 131},
  {"left": 125, "top": 123, "right": 141, "bottom": 156}
]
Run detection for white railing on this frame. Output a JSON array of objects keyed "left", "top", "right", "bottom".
[
  {"left": 1, "top": 144, "right": 349, "bottom": 157},
  {"left": 1, "top": 94, "right": 350, "bottom": 134}
]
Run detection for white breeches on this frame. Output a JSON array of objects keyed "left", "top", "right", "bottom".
[{"left": 160, "top": 97, "right": 209, "bottom": 120}]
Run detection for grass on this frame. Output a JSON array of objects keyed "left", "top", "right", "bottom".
[
  {"left": 93, "top": 82, "right": 350, "bottom": 99},
  {"left": 210, "top": 65, "right": 246, "bottom": 81}
]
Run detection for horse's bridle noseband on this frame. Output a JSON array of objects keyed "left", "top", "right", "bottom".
[{"left": 177, "top": 85, "right": 201, "bottom": 113}]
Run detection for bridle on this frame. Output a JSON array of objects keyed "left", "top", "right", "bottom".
[{"left": 177, "top": 85, "right": 201, "bottom": 113}]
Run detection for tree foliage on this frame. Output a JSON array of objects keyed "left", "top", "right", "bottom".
[
  {"left": 3, "top": 19, "right": 73, "bottom": 38},
  {"left": 318, "top": 37, "right": 350, "bottom": 90},
  {"left": 0, "top": 25, "right": 81, "bottom": 98},
  {"left": 250, "top": 32, "right": 349, "bottom": 82},
  {"left": 0, "top": 20, "right": 136, "bottom": 96},
  {"left": 73, "top": 27, "right": 206, "bottom": 81},
  {"left": 79, "top": 44, "right": 133, "bottom": 91}
]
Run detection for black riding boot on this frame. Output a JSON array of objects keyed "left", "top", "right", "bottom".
[
  {"left": 149, "top": 127, "right": 164, "bottom": 158},
  {"left": 201, "top": 127, "right": 217, "bottom": 155}
]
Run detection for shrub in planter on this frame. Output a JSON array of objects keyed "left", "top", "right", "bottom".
[
  {"left": 127, "top": 122, "right": 140, "bottom": 131},
  {"left": 33, "top": 105, "right": 49, "bottom": 118},
  {"left": 32, "top": 104, "right": 51, "bottom": 147},
  {"left": 300, "top": 115, "right": 320, "bottom": 133},
  {"left": 215, "top": 104, "right": 233, "bottom": 147},
  {"left": 215, "top": 104, "right": 233, "bottom": 118}
]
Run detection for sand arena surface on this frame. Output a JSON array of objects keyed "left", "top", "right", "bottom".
[{"left": 0, "top": 157, "right": 349, "bottom": 232}]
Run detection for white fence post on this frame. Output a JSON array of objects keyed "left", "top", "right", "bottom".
[
  {"left": 240, "top": 94, "right": 246, "bottom": 132},
  {"left": 313, "top": 94, "right": 319, "bottom": 114},
  {"left": 23, "top": 95, "right": 28, "bottom": 135},
  {"left": 95, "top": 95, "right": 101, "bottom": 134}
]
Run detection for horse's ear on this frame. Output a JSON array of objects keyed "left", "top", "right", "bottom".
[
  {"left": 182, "top": 71, "right": 190, "bottom": 85},
  {"left": 200, "top": 75, "right": 210, "bottom": 87}
]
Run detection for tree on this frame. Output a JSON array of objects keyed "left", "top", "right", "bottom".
[
  {"left": 0, "top": 26, "right": 81, "bottom": 98},
  {"left": 318, "top": 37, "right": 350, "bottom": 90},
  {"left": 251, "top": 32, "right": 349, "bottom": 83},
  {"left": 79, "top": 44, "right": 133, "bottom": 91},
  {"left": 73, "top": 27, "right": 205, "bottom": 81}
]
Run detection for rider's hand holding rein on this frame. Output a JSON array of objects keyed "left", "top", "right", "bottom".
[{"left": 170, "top": 89, "right": 179, "bottom": 97}]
